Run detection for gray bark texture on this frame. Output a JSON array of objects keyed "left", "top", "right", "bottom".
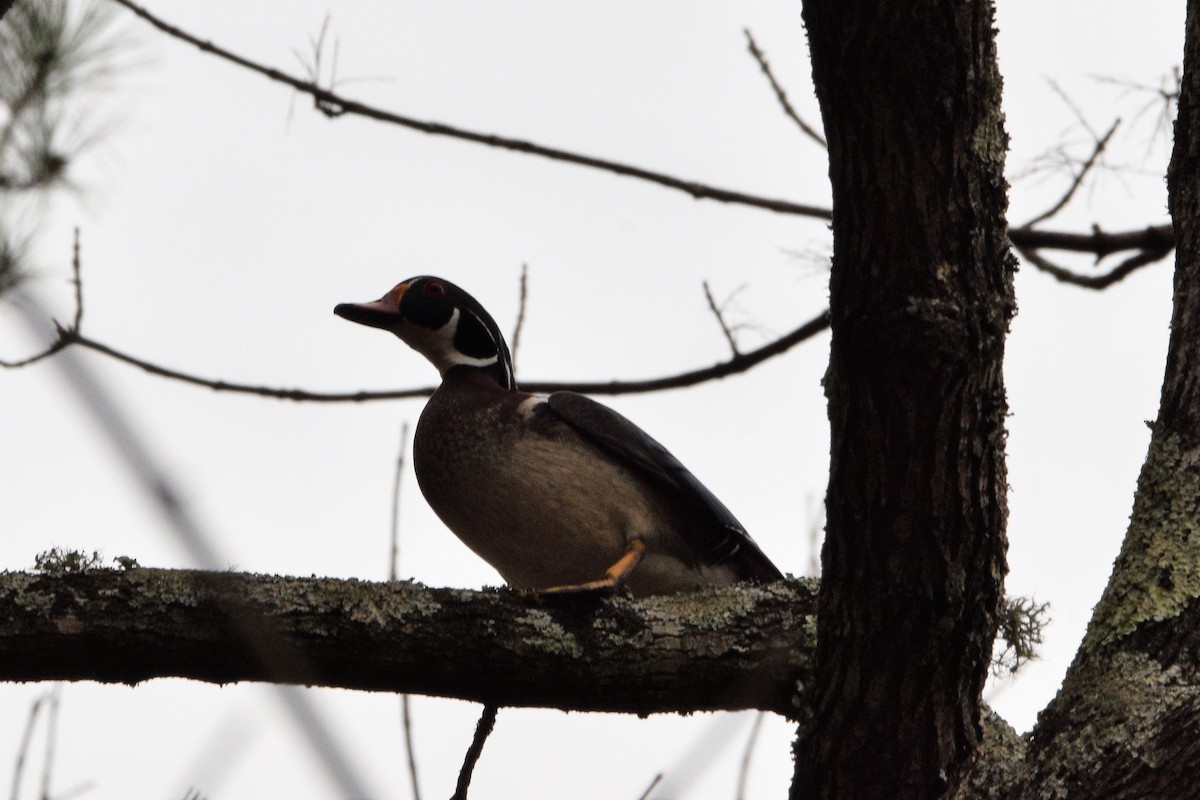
[
  {"left": 0, "top": 568, "right": 815, "bottom": 716},
  {"left": 795, "top": 0, "right": 1014, "bottom": 797}
]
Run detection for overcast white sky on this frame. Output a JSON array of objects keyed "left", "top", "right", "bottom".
[{"left": 0, "top": 2, "right": 1185, "bottom": 798}]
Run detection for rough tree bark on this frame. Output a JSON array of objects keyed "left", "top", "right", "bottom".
[
  {"left": 0, "top": 568, "right": 815, "bottom": 716},
  {"left": 796, "top": 2, "right": 1013, "bottom": 798}
]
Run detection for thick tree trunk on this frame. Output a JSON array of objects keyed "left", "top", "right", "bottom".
[
  {"left": 1011, "top": 3, "right": 1200, "bottom": 797},
  {"left": 796, "top": 2, "right": 1014, "bottom": 798}
]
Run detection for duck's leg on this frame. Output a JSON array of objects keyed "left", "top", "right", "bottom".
[{"left": 540, "top": 539, "right": 646, "bottom": 596}]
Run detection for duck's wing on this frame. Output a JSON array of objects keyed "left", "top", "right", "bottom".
[{"left": 544, "top": 392, "right": 783, "bottom": 583}]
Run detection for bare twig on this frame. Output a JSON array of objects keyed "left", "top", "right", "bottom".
[
  {"left": 451, "top": 704, "right": 498, "bottom": 800},
  {"left": 0, "top": 229, "right": 81, "bottom": 368},
  {"left": 0, "top": 333, "right": 71, "bottom": 368},
  {"left": 636, "top": 773, "right": 664, "bottom": 800},
  {"left": 94, "top": 2, "right": 1179, "bottom": 293},
  {"left": 292, "top": 14, "right": 345, "bottom": 118},
  {"left": 387, "top": 420, "right": 422, "bottom": 800},
  {"left": 1048, "top": 78, "right": 1102, "bottom": 141},
  {"left": 40, "top": 686, "right": 61, "bottom": 800},
  {"left": 1010, "top": 222, "right": 1172, "bottom": 256},
  {"left": 70, "top": 228, "right": 84, "bottom": 331},
  {"left": 1015, "top": 242, "right": 1174, "bottom": 289},
  {"left": 6, "top": 254, "right": 829, "bottom": 396},
  {"left": 59, "top": 309, "right": 830, "bottom": 400},
  {"left": 401, "top": 696, "right": 421, "bottom": 800},
  {"left": 744, "top": 29, "right": 827, "bottom": 149},
  {"left": 106, "top": 0, "right": 832, "bottom": 221},
  {"left": 1024, "top": 119, "right": 1120, "bottom": 227},
  {"left": 736, "top": 712, "right": 766, "bottom": 800},
  {"left": 1092, "top": 68, "right": 1180, "bottom": 149},
  {"left": 702, "top": 280, "right": 742, "bottom": 356},
  {"left": 10, "top": 692, "right": 47, "bottom": 800},
  {"left": 389, "top": 420, "right": 410, "bottom": 584},
  {"left": 510, "top": 264, "right": 529, "bottom": 370}
]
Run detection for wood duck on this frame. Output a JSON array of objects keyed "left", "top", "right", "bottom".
[{"left": 334, "top": 276, "right": 783, "bottom": 597}]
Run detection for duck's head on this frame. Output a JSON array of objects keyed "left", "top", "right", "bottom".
[{"left": 335, "top": 276, "right": 515, "bottom": 390}]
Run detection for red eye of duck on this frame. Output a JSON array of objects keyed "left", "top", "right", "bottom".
[{"left": 423, "top": 281, "right": 446, "bottom": 298}]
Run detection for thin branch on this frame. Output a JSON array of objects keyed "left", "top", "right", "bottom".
[
  {"left": 10, "top": 692, "right": 47, "bottom": 800},
  {"left": 744, "top": 29, "right": 827, "bottom": 149},
  {"left": 1023, "top": 119, "right": 1120, "bottom": 228},
  {"left": 387, "top": 420, "right": 422, "bottom": 800},
  {"left": 0, "top": 229, "right": 82, "bottom": 368},
  {"left": 1015, "top": 242, "right": 1174, "bottom": 289},
  {"left": 1048, "top": 78, "right": 1103, "bottom": 141},
  {"left": 1009, "top": 222, "right": 1173, "bottom": 255},
  {"left": 107, "top": 0, "right": 832, "bottom": 221},
  {"left": 70, "top": 228, "right": 83, "bottom": 331},
  {"left": 735, "top": 712, "right": 766, "bottom": 800},
  {"left": 702, "top": 280, "right": 742, "bottom": 356},
  {"left": 451, "top": 705, "right": 498, "bottom": 800},
  {"left": 6, "top": 248, "right": 829, "bottom": 397},
  {"left": 96, "top": 2, "right": 1178, "bottom": 284},
  {"left": 636, "top": 773, "right": 664, "bottom": 800},
  {"left": 40, "top": 686, "right": 61, "bottom": 800},
  {"left": 510, "top": 264, "right": 529, "bottom": 370},
  {"left": 401, "top": 696, "right": 421, "bottom": 800},
  {"left": 389, "top": 421, "right": 410, "bottom": 583},
  {"left": 59, "top": 309, "right": 830, "bottom": 400},
  {"left": 0, "top": 334, "right": 70, "bottom": 368}
]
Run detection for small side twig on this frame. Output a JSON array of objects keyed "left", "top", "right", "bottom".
[
  {"left": 10, "top": 692, "right": 47, "bottom": 800},
  {"left": 389, "top": 420, "right": 410, "bottom": 584},
  {"left": 450, "top": 704, "right": 498, "bottom": 800},
  {"left": 292, "top": 14, "right": 345, "bottom": 118},
  {"left": 635, "top": 773, "right": 663, "bottom": 800},
  {"left": 387, "top": 420, "right": 422, "bottom": 800},
  {"left": 744, "top": 29, "right": 826, "bottom": 149},
  {"left": 401, "top": 696, "right": 421, "bottom": 800},
  {"left": 1024, "top": 118, "right": 1120, "bottom": 228},
  {"left": 735, "top": 712, "right": 766, "bottom": 800},
  {"left": 1016, "top": 242, "right": 1173, "bottom": 290},
  {"left": 40, "top": 685, "right": 61, "bottom": 800},
  {"left": 0, "top": 230, "right": 84, "bottom": 368},
  {"left": 702, "top": 280, "right": 742, "bottom": 356},
  {"left": 71, "top": 228, "right": 84, "bottom": 331},
  {"left": 510, "top": 264, "right": 529, "bottom": 370}
]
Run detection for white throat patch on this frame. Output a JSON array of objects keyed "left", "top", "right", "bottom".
[{"left": 400, "top": 307, "right": 500, "bottom": 375}]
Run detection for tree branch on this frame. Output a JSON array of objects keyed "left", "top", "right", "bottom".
[
  {"left": 1022, "top": 118, "right": 1120, "bottom": 228},
  {"left": 452, "top": 704, "right": 498, "bottom": 800},
  {"left": 0, "top": 564, "right": 1031, "bottom": 795},
  {"left": 743, "top": 29, "right": 827, "bottom": 149},
  {"left": 1014, "top": 241, "right": 1175, "bottom": 289},
  {"left": 105, "top": 0, "right": 1167, "bottom": 270},
  {"left": 107, "top": 0, "right": 832, "bottom": 221},
  {"left": 0, "top": 567, "right": 817, "bottom": 718},
  {"left": 25, "top": 310, "right": 832, "bottom": 401},
  {"left": 1010, "top": 222, "right": 1173, "bottom": 255}
]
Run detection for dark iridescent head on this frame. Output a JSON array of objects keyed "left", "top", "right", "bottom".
[{"left": 334, "top": 276, "right": 516, "bottom": 390}]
